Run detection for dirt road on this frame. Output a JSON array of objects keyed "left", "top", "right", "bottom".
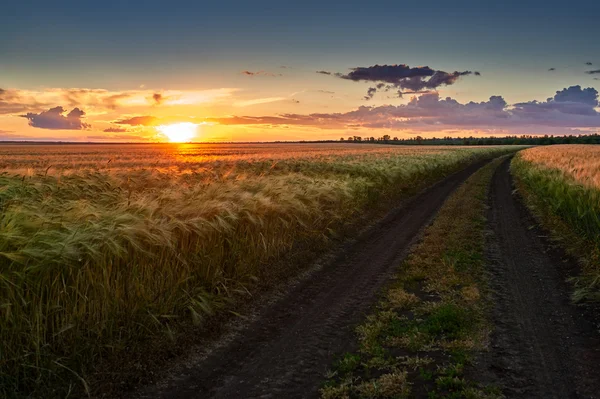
[
  {"left": 484, "top": 158, "right": 600, "bottom": 399},
  {"left": 139, "top": 156, "right": 600, "bottom": 399},
  {"left": 138, "top": 160, "right": 492, "bottom": 399}
]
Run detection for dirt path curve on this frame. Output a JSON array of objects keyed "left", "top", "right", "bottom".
[
  {"left": 484, "top": 158, "right": 600, "bottom": 399},
  {"left": 138, "top": 159, "right": 493, "bottom": 399}
]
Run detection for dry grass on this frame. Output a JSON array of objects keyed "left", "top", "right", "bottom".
[
  {"left": 0, "top": 143, "right": 518, "bottom": 397},
  {"left": 512, "top": 145, "right": 600, "bottom": 302}
]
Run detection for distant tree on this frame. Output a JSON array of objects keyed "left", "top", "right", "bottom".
[
  {"left": 369, "top": 137, "right": 375, "bottom": 142},
  {"left": 382, "top": 134, "right": 391, "bottom": 142},
  {"left": 348, "top": 136, "right": 354, "bottom": 142},
  {"left": 340, "top": 137, "right": 345, "bottom": 141},
  {"left": 416, "top": 135, "right": 423, "bottom": 145},
  {"left": 393, "top": 136, "right": 399, "bottom": 141}
]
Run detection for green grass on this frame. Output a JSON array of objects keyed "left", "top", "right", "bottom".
[{"left": 321, "top": 156, "right": 508, "bottom": 399}]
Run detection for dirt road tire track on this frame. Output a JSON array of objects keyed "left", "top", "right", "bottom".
[
  {"left": 484, "top": 157, "right": 600, "bottom": 399},
  {"left": 137, "top": 158, "right": 495, "bottom": 399}
]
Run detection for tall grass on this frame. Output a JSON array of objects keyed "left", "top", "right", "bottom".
[
  {"left": 0, "top": 143, "right": 518, "bottom": 396},
  {"left": 512, "top": 145, "right": 600, "bottom": 301}
]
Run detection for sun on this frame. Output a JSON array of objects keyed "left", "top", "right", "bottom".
[{"left": 157, "top": 122, "right": 198, "bottom": 142}]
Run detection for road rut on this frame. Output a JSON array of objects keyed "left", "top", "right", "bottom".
[
  {"left": 484, "top": 158, "right": 600, "bottom": 399},
  {"left": 139, "top": 159, "right": 493, "bottom": 399}
]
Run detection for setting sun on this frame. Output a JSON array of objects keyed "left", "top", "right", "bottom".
[{"left": 157, "top": 122, "right": 198, "bottom": 142}]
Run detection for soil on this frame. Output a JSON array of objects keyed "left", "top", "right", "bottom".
[
  {"left": 481, "top": 157, "right": 600, "bottom": 399},
  {"left": 136, "top": 159, "right": 492, "bottom": 399}
]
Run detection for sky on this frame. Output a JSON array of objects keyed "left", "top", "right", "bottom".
[{"left": 1, "top": 0, "right": 600, "bottom": 142}]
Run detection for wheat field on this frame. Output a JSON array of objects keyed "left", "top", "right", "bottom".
[
  {"left": 512, "top": 145, "right": 600, "bottom": 301},
  {"left": 0, "top": 143, "right": 518, "bottom": 395}
]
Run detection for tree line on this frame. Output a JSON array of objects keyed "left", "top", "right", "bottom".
[{"left": 332, "top": 134, "right": 600, "bottom": 146}]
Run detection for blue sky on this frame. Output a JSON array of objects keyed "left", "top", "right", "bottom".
[{"left": 1, "top": 0, "right": 600, "bottom": 141}]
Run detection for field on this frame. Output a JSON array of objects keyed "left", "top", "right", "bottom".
[
  {"left": 512, "top": 145, "right": 600, "bottom": 301},
  {"left": 0, "top": 143, "right": 519, "bottom": 396}
]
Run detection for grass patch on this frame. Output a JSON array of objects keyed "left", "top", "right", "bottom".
[{"left": 321, "top": 156, "right": 508, "bottom": 399}]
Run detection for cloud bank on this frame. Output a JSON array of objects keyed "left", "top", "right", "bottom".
[{"left": 207, "top": 85, "right": 600, "bottom": 134}]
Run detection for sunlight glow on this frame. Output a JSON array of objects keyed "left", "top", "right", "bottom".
[{"left": 157, "top": 122, "right": 198, "bottom": 142}]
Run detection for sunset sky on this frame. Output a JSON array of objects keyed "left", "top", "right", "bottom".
[{"left": 2, "top": 0, "right": 600, "bottom": 142}]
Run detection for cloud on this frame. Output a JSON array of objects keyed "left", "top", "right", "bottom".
[
  {"left": 205, "top": 85, "right": 600, "bottom": 134},
  {"left": 152, "top": 93, "right": 163, "bottom": 105},
  {"left": 585, "top": 69, "right": 600, "bottom": 74},
  {"left": 103, "top": 127, "right": 130, "bottom": 133},
  {"left": 114, "top": 115, "right": 158, "bottom": 126},
  {"left": 241, "top": 70, "right": 282, "bottom": 77},
  {"left": 327, "top": 64, "right": 479, "bottom": 99},
  {"left": 364, "top": 87, "right": 377, "bottom": 100},
  {"left": 233, "top": 97, "right": 286, "bottom": 107},
  {"left": 316, "top": 70, "right": 338, "bottom": 76},
  {"left": 0, "top": 87, "right": 237, "bottom": 114},
  {"left": 548, "top": 67, "right": 556, "bottom": 71},
  {"left": 547, "top": 85, "right": 598, "bottom": 106},
  {"left": 21, "top": 106, "right": 90, "bottom": 130},
  {"left": 586, "top": 62, "right": 593, "bottom": 66}
]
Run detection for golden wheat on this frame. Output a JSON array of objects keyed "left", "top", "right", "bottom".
[{"left": 0, "top": 143, "right": 518, "bottom": 396}]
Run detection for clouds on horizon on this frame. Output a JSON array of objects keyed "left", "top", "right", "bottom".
[
  {"left": 207, "top": 85, "right": 600, "bottom": 135},
  {"left": 21, "top": 106, "right": 90, "bottom": 130}
]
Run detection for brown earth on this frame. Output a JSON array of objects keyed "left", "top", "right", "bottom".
[{"left": 480, "top": 157, "right": 600, "bottom": 399}]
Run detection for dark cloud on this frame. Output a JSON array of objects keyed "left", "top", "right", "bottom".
[
  {"left": 204, "top": 86, "right": 600, "bottom": 134},
  {"left": 364, "top": 87, "right": 377, "bottom": 101},
  {"left": 549, "top": 85, "right": 598, "bottom": 106},
  {"left": 114, "top": 115, "right": 158, "bottom": 126},
  {"left": 548, "top": 68, "right": 556, "bottom": 71},
  {"left": 332, "top": 64, "right": 479, "bottom": 99},
  {"left": 586, "top": 62, "right": 593, "bottom": 66},
  {"left": 21, "top": 106, "right": 90, "bottom": 130},
  {"left": 241, "top": 70, "right": 282, "bottom": 77},
  {"left": 316, "top": 70, "right": 342, "bottom": 77},
  {"left": 103, "top": 127, "right": 130, "bottom": 133},
  {"left": 152, "top": 93, "right": 163, "bottom": 105},
  {"left": 585, "top": 69, "right": 600, "bottom": 74}
]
